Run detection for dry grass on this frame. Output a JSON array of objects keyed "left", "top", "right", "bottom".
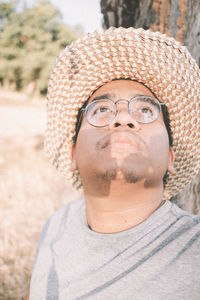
[{"left": 0, "top": 91, "right": 80, "bottom": 299}]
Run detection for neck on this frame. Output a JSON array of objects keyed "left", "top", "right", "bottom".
[{"left": 83, "top": 179, "right": 164, "bottom": 234}]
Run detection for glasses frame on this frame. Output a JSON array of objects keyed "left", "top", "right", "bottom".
[{"left": 79, "top": 95, "right": 165, "bottom": 128}]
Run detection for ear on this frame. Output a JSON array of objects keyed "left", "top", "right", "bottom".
[
  {"left": 167, "top": 147, "right": 175, "bottom": 175},
  {"left": 70, "top": 144, "right": 78, "bottom": 171}
]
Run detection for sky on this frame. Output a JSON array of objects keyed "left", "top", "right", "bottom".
[
  {"left": 19, "top": 0, "right": 103, "bottom": 34},
  {"left": 51, "top": 0, "right": 103, "bottom": 33}
]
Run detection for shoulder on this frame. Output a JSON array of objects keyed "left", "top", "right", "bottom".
[
  {"left": 170, "top": 201, "right": 200, "bottom": 224},
  {"left": 48, "top": 197, "right": 83, "bottom": 224},
  {"left": 168, "top": 202, "right": 200, "bottom": 242},
  {"left": 37, "top": 198, "right": 84, "bottom": 249}
]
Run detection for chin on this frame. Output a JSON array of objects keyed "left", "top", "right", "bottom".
[
  {"left": 121, "top": 169, "right": 143, "bottom": 183},
  {"left": 96, "top": 166, "right": 144, "bottom": 184}
]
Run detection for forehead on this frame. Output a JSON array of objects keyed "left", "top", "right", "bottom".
[{"left": 89, "top": 80, "right": 155, "bottom": 102}]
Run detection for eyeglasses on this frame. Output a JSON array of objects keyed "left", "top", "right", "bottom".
[{"left": 80, "top": 95, "right": 165, "bottom": 128}]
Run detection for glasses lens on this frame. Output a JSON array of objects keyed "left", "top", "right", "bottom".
[
  {"left": 129, "top": 96, "right": 160, "bottom": 123},
  {"left": 86, "top": 99, "right": 116, "bottom": 127}
]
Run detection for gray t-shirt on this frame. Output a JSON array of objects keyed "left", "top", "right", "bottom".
[{"left": 30, "top": 199, "right": 200, "bottom": 300}]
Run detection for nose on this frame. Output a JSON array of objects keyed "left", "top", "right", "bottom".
[{"left": 108, "top": 101, "right": 140, "bottom": 130}]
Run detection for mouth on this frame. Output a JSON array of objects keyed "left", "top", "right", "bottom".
[
  {"left": 106, "top": 142, "right": 139, "bottom": 153},
  {"left": 99, "top": 131, "right": 143, "bottom": 151}
]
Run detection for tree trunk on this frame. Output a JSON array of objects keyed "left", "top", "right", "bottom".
[
  {"left": 100, "top": 0, "right": 200, "bottom": 66},
  {"left": 100, "top": 0, "right": 200, "bottom": 214}
]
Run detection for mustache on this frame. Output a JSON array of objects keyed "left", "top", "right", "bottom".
[{"left": 96, "top": 130, "right": 146, "bottom": 150}]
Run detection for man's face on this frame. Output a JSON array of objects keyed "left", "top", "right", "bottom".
[{"left": 71, "top": 80, "right": 174, "bottom": 194}]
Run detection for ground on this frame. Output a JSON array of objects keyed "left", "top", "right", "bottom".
[{"left": 0, "top": 90, "right": 79, "bottom": 300}]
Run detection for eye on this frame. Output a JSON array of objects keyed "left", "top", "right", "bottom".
[
  {"left": 94, "top": 106, "right": 111, "bottom": 114},
  {"left": 140, "top": 106, "right": 153, "bottom": 115},
  {"left": 89, "top": 101, "right": 113, "bottom": 116}
]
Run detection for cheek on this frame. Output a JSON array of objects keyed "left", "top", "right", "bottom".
[
  {"left": 76, "top": 126, "right": 97, "bottom": 147},
  {"left": 75, "top": 126, "right": 99, "bottom": 163},
  {"left": 150, "top": 130, "right": 169, "bottom": 148},
  {"left": 143, "top": 124, "right": 170, "bottom": 161},
  {"left": 144, "top": 120, "right": 169, "bottom": 144}
]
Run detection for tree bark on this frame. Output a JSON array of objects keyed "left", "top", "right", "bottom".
[
  {"left": 100, "top": 0, "right": 200, "bottom": 214},
  {"left": 100, "top": 0, "right": 200, "bottom": 66}
]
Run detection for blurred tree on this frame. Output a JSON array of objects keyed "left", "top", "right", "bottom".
[
  {"left": 100, "top": 0, "right": 200, "bottom": 213},
  {"left": 0, "top": 0, "right": 79, "bottom": 95}
]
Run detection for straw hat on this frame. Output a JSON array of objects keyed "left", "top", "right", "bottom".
[{"left": 45, "top": 27, "right": 200, "bottom": 200}]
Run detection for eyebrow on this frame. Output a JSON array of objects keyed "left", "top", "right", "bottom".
[
  {"left": 91, "top": 93, "right": 153, "bottom": 103},
  {"left": 91, "top": 93, "right": 164, "bottom": 105},
  {"left": 91, "top": 93, "right": 116, "bottom": 102}
]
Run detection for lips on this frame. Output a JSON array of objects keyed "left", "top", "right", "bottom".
[{"left": 99, "top": 131, "right": 143, "bottom": 150}]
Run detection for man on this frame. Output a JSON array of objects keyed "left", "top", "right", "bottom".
[{"left": 30, "top": 27, "right": 200, "bottom": 299}]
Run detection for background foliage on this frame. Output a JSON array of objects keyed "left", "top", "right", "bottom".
[
  {"left": 0, "top": 0, "right": 80, "bottom": 95},
  {"left": 0, "top": 1, "right": 82, "bottom": 298}
]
